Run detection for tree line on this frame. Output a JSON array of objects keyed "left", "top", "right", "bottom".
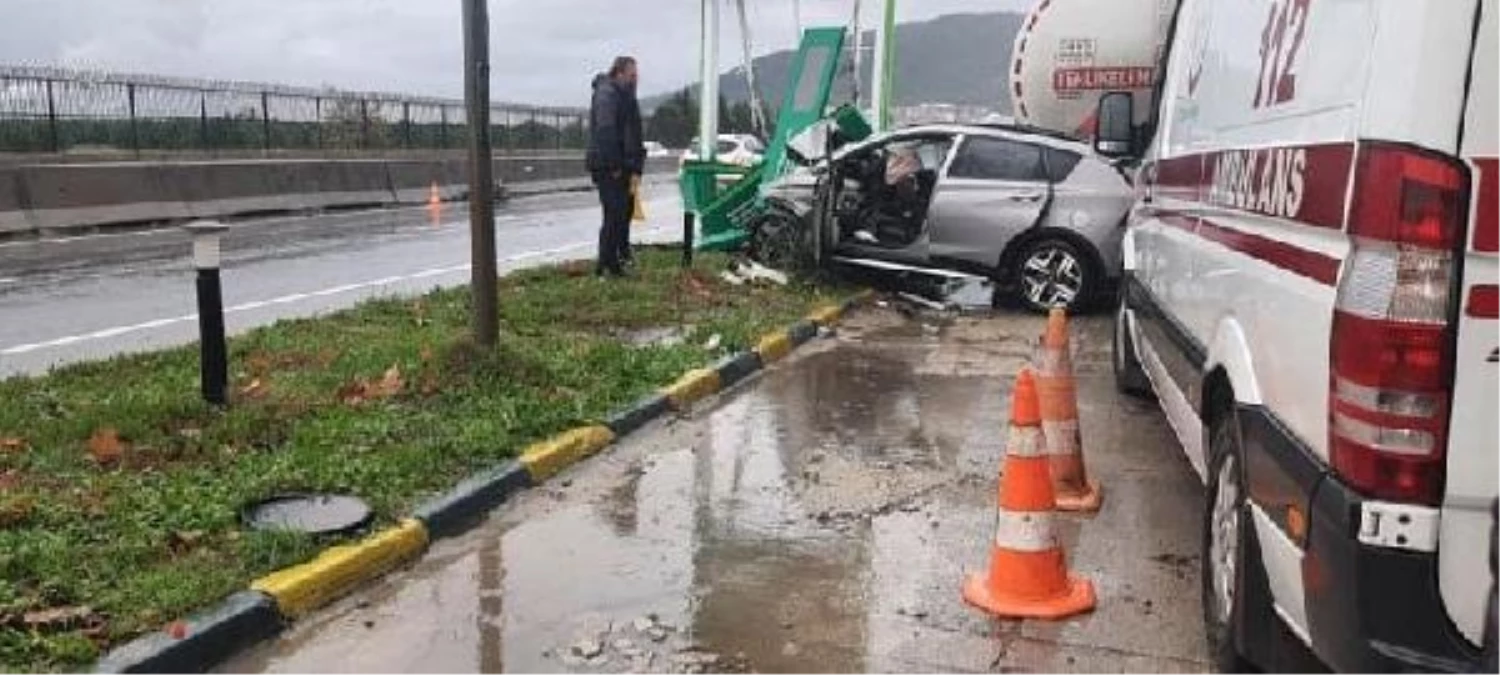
[{"left": 645, "top": 87, "right": 764, "bottom": 148}]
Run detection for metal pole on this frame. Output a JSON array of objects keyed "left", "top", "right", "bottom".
[
  {"left": 505, "top": 108, "right": 514, "bottom": 153},
  {"left": 792, "top": 0, "right": 803, "bottom": 43},
  {"left": 850, "top": 0, "right": 863, "bottom": 109},
  {"left": 360, "top": 99, "right": 370, "bottom": 149},
  {"left": 870, "top": 0, "right": 898, "bottom": 132},
  {"left": 403, "top": 101, "right": 412, "bottom": 149},
  {"left": 185, "top": 221, "right": 230, "bottom": 406},
  {"left": 733, "top": 0, "right": 768, "bottom": 137},
  {"left": 697, "top": 0, "right": 720, "bottom": 162},
  {"left": 555, "top": 112, "right": 562, "bottom": 153},
  {"left": 260, "top": 91, "right": 271, "bottom": 151},
  {"left": 315, "top": 97, "right": 323, "bottom": 149},
  {"left": 464, "top": 0, "right": 498, "bottom": 345},
  {"left": 126, "top": 83, "right": 140, "bottom": 157},
  {"left": 45, "top": 79, "right": 58, "bottom": 153},
  {"left": 199, "top": 92, "right": 210, "bottom": 151},
  {"left": 439, "top": 106, "right": 448, "bottom": 149}
]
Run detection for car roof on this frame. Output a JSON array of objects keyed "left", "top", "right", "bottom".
[{"left": 885, "top": 123, "right": 1091, "bottom": 153}]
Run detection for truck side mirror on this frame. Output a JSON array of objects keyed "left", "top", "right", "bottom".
[{"left": 1093, "top": 92, "right": 1135, "bottom": 158}]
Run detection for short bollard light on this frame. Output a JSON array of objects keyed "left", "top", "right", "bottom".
[{"left": 185, "top": 220, "right": 230, "bottom": 405}]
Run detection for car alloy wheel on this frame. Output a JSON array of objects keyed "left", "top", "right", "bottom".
[
  {"left": 1019, "top": 244, "right": 1085, "bottom": 309},
  {"left": 1208, "top": 452, "right": 1241, "bottom": 627}
]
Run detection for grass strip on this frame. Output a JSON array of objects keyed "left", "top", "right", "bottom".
[{"left": 0, "top": 247, "right": 842, "bottom": 671}]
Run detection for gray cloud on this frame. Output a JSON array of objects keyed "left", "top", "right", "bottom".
[{"left": 2, "top": 0, "right": 1030, "bottom": 106}]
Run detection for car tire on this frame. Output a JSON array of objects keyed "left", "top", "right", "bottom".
[
  {"left": 747, "top": 203, "right": 809, "bottom": 271},
  {"left": 1202, "top": 405, "right": 1273, "bottom": 673},
  {"left": 1010, "top": 236, "right": 1098, "bottom": 314},
  {"left": 1112, "top": 286, "right": 1154, "bottom": 399}
]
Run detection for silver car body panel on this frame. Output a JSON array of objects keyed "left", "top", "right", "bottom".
[{"left": 760, "top": 124, "right": 1132, "bottom": 280}]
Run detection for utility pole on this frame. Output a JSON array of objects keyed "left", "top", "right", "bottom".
[
  {"left": 850, "top": 0, "right": 863, "bottom": 109},
  {"left": 792, "top": 0, "right": 803, "bottom": 44},
  {"left": 697, "top": 0, "right": 720, "bottom": 163},
  {"left": 733, "top": 0, "right": 767, "bottom": 137},
  {"left": 463, "top": 0, "right": 498, "bottom": 345},
  {"left": 870, "top": 0, "right": 898, "bottom": 132}
]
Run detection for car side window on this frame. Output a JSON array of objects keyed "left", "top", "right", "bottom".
[
  {"left": 947, "top": 136, "right": 1045, "bottom": 182},
  {"left": 914, "top": 138, "right": 954, "bottom": 170},
  {"left": 1044, "top": 148, "right": 1083, "bottom": 182}
]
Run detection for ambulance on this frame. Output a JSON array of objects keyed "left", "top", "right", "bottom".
[{"left": 1093, "top": 0, "right": 1498, "bottom": 670}]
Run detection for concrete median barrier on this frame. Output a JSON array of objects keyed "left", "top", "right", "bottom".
[
  {"left": 494, "top": 156, "right": 583, "bottom": 185},
  {"left": 0, "top": 167, "right": 32, "bottom": 235},
  {"left": 310, "top": 159, "right": 398, "bottom": 209},
  {"left": 4, "top": 154, "right": 675, "bottom": 238},
  {"left": 169, "top": 160, "right": 397, "bottom": 218},
  {"left": 20, "top": 162, "right": 189, "bottom": 233},
  {"left": 165, "top": 161, "right": 293, "bottom": 217},
  {"left": 386, "top": 159, "right": 470, "bottom": 204}
]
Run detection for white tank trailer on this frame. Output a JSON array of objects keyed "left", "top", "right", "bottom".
[{"left": 1008, "top": 0, "right": 1179, "bottom": 136}]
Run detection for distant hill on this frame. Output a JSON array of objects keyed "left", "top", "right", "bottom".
[{"left": 642, "top": 12, "right": 1026, "bottom": 115}]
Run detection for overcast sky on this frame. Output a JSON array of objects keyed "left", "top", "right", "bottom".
[{"left": 2, "top": 0, "right": 1030, "bottom": 106}]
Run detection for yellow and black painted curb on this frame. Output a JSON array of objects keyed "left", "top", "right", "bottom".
[
  {"left": 251, "top": 519, "right": 429, "bottom": 618},
  {"left": 94, "top": 288, "right": 876, "bottom": 673},
  {"left": 519, "top": 425, "right": 617, "bottom": 482}
]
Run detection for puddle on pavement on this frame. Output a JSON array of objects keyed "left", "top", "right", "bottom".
[
  {"left": 487, "top": 339, "right": 1018, "bottom": 673},
  {"left": 228, "top": 308, "right": 1208, "bottom": 674}
]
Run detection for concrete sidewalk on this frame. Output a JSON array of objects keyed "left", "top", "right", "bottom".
[{"left": 222, "top": 306, "right": 1211, "bottom": 673}]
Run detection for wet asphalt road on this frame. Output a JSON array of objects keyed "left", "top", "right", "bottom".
[
  {"left": 0, "top": 178, "right": 682, "bottom": 378},
  {"left": 221, "top": 306, "right": 1212, "bottom": 673}
]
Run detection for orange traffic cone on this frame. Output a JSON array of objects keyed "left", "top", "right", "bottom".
[
  {"left": 1035, "top": 307, "right": 1102, "bottom": 512},
  {"left": 426, "top": 182, "right": 443, "bottom": 227},
  {"left": 962, "top": 368, "right": 1096, "bottom": 620}
]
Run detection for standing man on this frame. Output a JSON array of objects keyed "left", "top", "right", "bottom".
[{"left": 587, "top": 56, "right": 646, "bottom": 277}]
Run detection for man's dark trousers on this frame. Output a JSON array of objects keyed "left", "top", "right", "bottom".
[{"left": 594, "top": 171, "right": 631, "bottom": 275}]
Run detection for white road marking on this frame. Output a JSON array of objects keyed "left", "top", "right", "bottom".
[
  {"left": 0, "top": 190, "right": 677, "bottom": 251},
  {"left": 0, "top": 232, "right": 661, "bottom": 357},
  {"left": 0, "top": 206, "right": 527, "bottom": 251}
]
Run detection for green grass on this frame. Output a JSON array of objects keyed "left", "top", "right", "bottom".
[{"left": 0, "top": 248, "right": 844, "bottom": 671}]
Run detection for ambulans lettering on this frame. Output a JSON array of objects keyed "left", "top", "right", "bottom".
[{"left": 1208, "top": 148, "right": 1307, "bottom": 219}]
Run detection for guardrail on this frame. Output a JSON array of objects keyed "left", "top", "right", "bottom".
[{"left": 0, "top": 64, "right": 588, "bottom": 158}]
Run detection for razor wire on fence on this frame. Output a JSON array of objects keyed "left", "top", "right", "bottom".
[{"left": 0, "top": 64, "right": 588, "bottom": 156}]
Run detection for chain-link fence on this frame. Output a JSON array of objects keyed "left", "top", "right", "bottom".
[{"left": 0, "top": 65, "right": 587, "bottom": 158}]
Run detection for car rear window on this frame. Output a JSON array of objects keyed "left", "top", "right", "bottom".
[
  {"left": 948, "top": 136, "right": 1045, "bottom": 182},
  {"left": 1045, "top": 148, "right": 1083, "bottom": 182}
]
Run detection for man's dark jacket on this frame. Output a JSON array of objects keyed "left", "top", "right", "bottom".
[{"left": 586, "top": 74, "right": 645, "bottom": 175}]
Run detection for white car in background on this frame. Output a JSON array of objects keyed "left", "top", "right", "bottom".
[
  {"left": 643, "top": 141, "right": 672, "bottom": 158},
  {"left": 680, "top": 134, "right": 765, "bottom": 168}
]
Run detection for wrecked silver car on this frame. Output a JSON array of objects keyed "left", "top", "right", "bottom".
[{"left": 751, "top": 124, "right": 1132, "bottom": 312}]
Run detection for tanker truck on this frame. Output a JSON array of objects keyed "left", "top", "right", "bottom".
[{"left": 1008, "top": 0, "right": 1179, "bottom": 137}]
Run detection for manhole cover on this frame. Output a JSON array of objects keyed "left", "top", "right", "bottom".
[{"left": 241, "top": 493, "right": 372, "bottom": 535}]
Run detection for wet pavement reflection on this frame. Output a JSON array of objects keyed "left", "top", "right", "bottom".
[{"left": 223, "top": 305, "right": 1210, "bottom": 673}]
